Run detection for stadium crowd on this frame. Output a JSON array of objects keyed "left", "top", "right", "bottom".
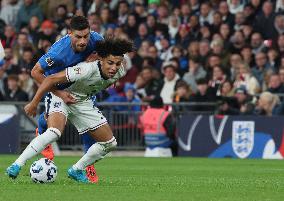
[{"left": 1, "top": 0, "right": 284, "bottom": 115}]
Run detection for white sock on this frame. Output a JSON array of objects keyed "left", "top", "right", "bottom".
[
  {"left": 15, "top": 128, "right": 61, "bottom": 166},
  {"left": 73, "top": 137, "right": 117, "bottom": 170}
]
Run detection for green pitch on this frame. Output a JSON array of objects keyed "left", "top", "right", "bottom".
[{"left": 0, "top": 155, "right": 284, "bottom": 201}]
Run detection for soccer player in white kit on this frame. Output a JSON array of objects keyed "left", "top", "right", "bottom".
[{"left": 6, "top": 38, "right": 135, "bottom": 183}]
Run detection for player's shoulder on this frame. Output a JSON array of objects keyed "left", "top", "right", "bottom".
[
  {"left": 76, "top": 60, "right": 100, "bottom": 73},
  {"left": 48, "top": 35, "right": 71, "bottom": 55},
  {"left": 90, "top": 31, "right": 104, "bottom": 41}
]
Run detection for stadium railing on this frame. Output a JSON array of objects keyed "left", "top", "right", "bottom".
[{"left": 0, "top": 101, "right": 217, "bottom": 151}]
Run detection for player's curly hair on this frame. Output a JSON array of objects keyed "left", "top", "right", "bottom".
[{"left": 96, "top": 37, "right": 135, "bottom": 58}]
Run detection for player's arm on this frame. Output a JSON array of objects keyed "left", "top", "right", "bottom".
[{"left": 25, "top": 70, "right": 68, "bottom": 117}]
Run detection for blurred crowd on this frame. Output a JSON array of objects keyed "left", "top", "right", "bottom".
[{"left": 1, "top": 0, "right": 284, "bottom": 116}]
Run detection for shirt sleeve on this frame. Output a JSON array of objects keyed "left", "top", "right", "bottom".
[
  {"left": 66, "top": 62, "right": 93, "bottom": 82},
  {"left": 38, "top": 52, "right": 63, "bottom": 71}
]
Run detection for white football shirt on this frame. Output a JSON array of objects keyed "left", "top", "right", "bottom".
[{"left": 65, "top": 60, "right": 126, "bottom": 101}]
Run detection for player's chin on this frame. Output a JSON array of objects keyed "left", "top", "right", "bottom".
[{"left": 76, "top": 46, "right": 87, "bottom": 52}]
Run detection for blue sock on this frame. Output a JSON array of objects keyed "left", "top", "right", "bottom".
[
  {"left": 81, "top": 133, "right": 96, "bottom": 153},
  {"left": 38, "top": 112, "right": 48, "bottom": 135}
]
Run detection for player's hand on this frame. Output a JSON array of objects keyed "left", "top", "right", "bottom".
[
  {"left": 24, "top": 102, "right": 37, "bottom": 117},
  {"left": 86, "top": 53, "right": 98, "bottom": 62},
  {"left": 56, "top": 90, "right": 77, "bottom": 104}
]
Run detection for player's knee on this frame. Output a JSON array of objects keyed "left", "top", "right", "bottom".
[
  {"left": 101, "top": 137, "right": 117, "bottom": 153},
  {"left": 46, "top": 127, "right": 62, "bottom": 140}
]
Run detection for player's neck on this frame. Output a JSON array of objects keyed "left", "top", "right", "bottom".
[{"left": 98, "top": 61, "right": 108, "bottom": 80}]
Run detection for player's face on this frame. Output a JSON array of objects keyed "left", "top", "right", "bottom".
[
  {"left": 101, "top": 55, "right": 124, "bottom": 78},
  {"left": 70, "top": 28, "right": 90, "bottom": 52}
]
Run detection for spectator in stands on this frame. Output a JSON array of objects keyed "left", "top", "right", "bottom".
[
  {"left": 1, "top": 47, "right": 20, "bottom": 75},
  {"left": 240, "top": 45, "right": 255, "bottom": 67},
  {"left": 255, "top": 91, "right": 284, "bottom": 116},
  {"left": 13, "top": 32, "right": 34, "bottom": 61},
  {"left": 252, "top": 52, "right": 275, "bottom": 86},
  {"left": 38, "top": 20, "right": 57, "bottom": 44},
  {"left": 250, "top": 32, "right": 265, "bottom": 55},
  {"left": 267, "top": 73, "right": 284, "bottom": 94},
  {"left": 228, "top": 53, "right": 242, "bottom": 80},
  {"left": 279, "top": 66, "right": 284, "bottom": 84},
  {"left": 234, "top": 62, "right": 260, "bottom": 95},
  {"left": 188, "top": 78, "right": 216, "bottom": 111},
  {"left": 208, "top": 65, "right": 227, "bottom": 96},
  {"left": 210, "top": 38, "right": 230, "bottom": 68},
  {"left": 228, "top": 0, "right": 244, "bottom": 15},
  {"left": 229, "top": 30, "right": 246, "bottom": 54},
  {"left": 199, "top": 1, "right": 213, "bottom": 26},
  {"left": 28, "top": 16, "right": 40, "bottom": 45},
  {"left": 2, "top": 25, "right": 17, "bottom": 48},
  {"left": 254, "top": 1, "right": 275, "bottom": 39},
  {"left": 272, "top": 14, "right": 284, "bottom": 40},
  {"left": 183, "top": 57, "right": 206, "bottom": 93},
  {"left": 180, "top": 3, "right": 191, "bottom": 24},
  {"left": 147, "top": 45, "right": 163, "bottom": 70},
  {"left": 0, "top": 0, "right": 21, "bottom": 27},
  {"left": 18, "top": 67, "right": 34, "bottom": 100},
  {"left": 173, "top": 80, "right": 191, "bottom": 103},
  {"left": 168, "top": 15, "right": 180, "bottom": 41},
  {"left": 219, "top": 80, "right": 234, "bottom": 97},
  {"left": 141, "top": 66, "right": 163, "bottom": 102},
  {"left": 160, "top": 62, "right": 180, "bottom": 103},
  {"left": 198, "top": 39, "right": 210, "bottom": 66},
  {"left": 218, "top": 1, "right": 235, "bottom": 27},
  {"left": 18, "top": 47, "right": 35, "bottom": 72},
  {"left": 117, "top": 0, "right": 129, "bottom": 26},
  {"left": 106, "top": 83, "right": 141, "bottom": 112},
  {"left": 16, "top": 0, "right": 43, "bottom": 31},
  {"left": 123, "top": 14, "right": 138, "bottom": 40},
  {"left": 54, "top": 4, "right": 68, "bottom": 32},
  {"left": 134, "top": 74, "right": 147, "bottom": 99},
  {"left": 277, "top": 34, "right": 284, "bottom": 55},
  {"left": 267, "top": 48, "right": 280, "bottom": 70},
  {"left": 4, "top": 74, "right": 28, "bottom": 101},
  {"left": 175, "top": 24, "right": 191, "bottom": 49},
  {"left": 134, "top": 23, "right": 154, "bottom": 49},
  {"left": 216, "top": 86, "right": 254, "bottom": 115}
]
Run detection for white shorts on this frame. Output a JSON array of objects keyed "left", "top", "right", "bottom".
[{"left": 45, "top": 92, "right": 107, "bottom": 134}]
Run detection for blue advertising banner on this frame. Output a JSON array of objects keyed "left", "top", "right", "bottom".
[
  {"left": 0, "top": 105, "right": 20, "bottom": 154},
  {"left": 178, "top": 115, "right": 284, "bottom": 159}
]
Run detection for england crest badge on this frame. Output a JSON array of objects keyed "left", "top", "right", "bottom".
[{"left": 232, "top": 121, "right": 255, "bottom": 158}]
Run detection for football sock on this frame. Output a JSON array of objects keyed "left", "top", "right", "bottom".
[
  {"left": 15, "top": 128, "right": 61, "bottom": 166},
  {"left": 73, "top": 137, "right": 117, "bottom": 170}
]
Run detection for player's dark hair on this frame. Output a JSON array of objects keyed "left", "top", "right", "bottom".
[
  {"left": 96, "top": 37, "right": 135, "bottom": 58},
  {"left": 70, "top": 15, "right": 90, "bottom": 31}
]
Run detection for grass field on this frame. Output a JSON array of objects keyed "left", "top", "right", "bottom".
[{"left": 1, "top": 155, "right": 284, "bottom": 201}]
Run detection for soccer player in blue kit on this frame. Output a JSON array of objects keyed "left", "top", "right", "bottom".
[{"left": 26, "top": 15, "right": 102, "bottom": 183}]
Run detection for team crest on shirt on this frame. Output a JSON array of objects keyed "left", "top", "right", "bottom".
[
  {"left": 53, "top": 102, "right": 61, "bottom": 108},
  {"left": 45, "top": 57, "right": 54, "bottom": 67},
  {"left": 74, "top": 67, "right": 81, "bottom": 75}
]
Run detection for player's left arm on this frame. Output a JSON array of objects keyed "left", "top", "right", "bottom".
[{"left": 24, "top": 70, "right": 68, "bottom": 117}]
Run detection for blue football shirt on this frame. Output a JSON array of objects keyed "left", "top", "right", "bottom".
[{"left": 39, "top": 31, "right": 103, "bottom": 77}]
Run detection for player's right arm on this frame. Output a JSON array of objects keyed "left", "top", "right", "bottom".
[
  {"left": 25, "top": 62, "right": 94, "bottom": 116},
  {"left": 25, "top": 70, "right": 69, "bottom": 117},
  {"left": 33, "top": 53, "right": 76, "bottom": 104}
]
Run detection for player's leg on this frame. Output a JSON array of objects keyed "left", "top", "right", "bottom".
[
  {"left": 7, "top": 93, "right": 68, "bottom": 179},
  {"left": 81, "top": 132, "right": 98, "bottom": 182},
  {"left": 68, "top": 124, "right": 116, "bottom": 183},
  {"left": 37, "top": 112, "right": 54, "bottom": 160}
]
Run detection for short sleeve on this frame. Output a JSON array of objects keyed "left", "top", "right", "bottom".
[
  {"left": 66, "top": 62, "right": 93, "bottom": 82},
  {"left": 38, "top": 52, "right": 63, "bottom": 71}
]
